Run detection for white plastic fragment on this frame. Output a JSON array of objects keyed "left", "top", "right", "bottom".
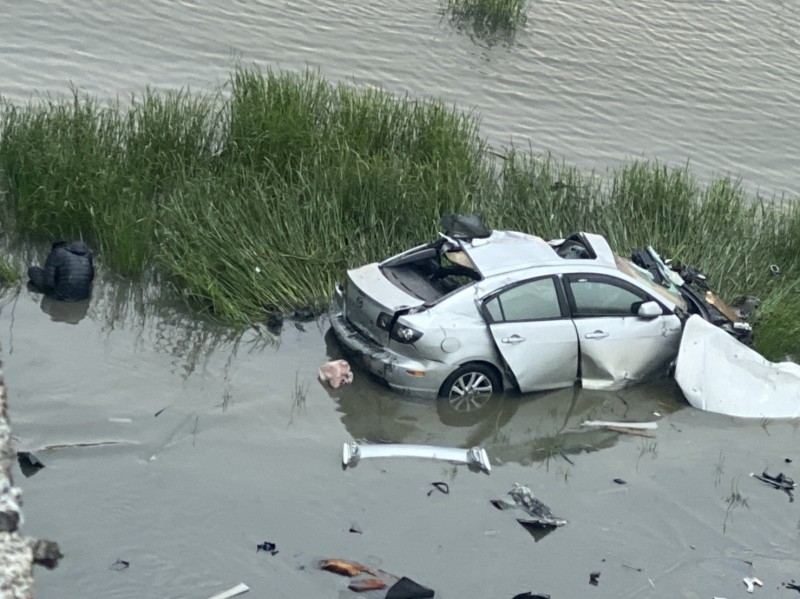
[
  {"left": 342, "top": 441, "right": 491, "bottom": 473},
  {"left": 581, "top": 420, "right": 658, "bottom": 430},
  {"left": 207, "top": 582, "right": 250, "bottom": 599},
  {"left": 108, "top": 417, "right": 132, "bottom": 423},
  {"left": 676, "top": 315, "right": 800, "bottom": 418},
  {"left": 319, "top": 360, "right": 354, "bottom": 389},
  {"left": 743, "top": 577, "right": 763, "bottom": 593}
]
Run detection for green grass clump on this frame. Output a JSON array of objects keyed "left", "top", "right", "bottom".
[
  {"left": 0, "top": 256, "right": 20, "bottom": 285},
  {"left": 443, "top": 0, "right": 529, "bottom": 35},
  {"left": 1, "top": 67, "right": 799, "bottom": 363}
]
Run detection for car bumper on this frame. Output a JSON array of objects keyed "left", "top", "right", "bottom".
[{"left": 327, "top": 298, "right": 445, "bottom": 400}]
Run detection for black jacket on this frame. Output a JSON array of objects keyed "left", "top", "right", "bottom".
[{"left": 39, "top": 241, "right": 95, "bottom": 301}]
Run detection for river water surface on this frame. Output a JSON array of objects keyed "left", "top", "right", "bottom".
[{"left": 1, "top": 1, "right": 800, "bottom": 597}]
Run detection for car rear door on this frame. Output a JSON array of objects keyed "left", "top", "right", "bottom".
[
  {"left": 482, "top": 276, "right": 579, "bottom": 392},
  {"left": 564, "top": 273, "right": 682, "bottom": 389}
]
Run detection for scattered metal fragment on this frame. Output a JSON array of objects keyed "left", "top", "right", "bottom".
[
  {"left": 343, "top": 442, "right": 491, "bottom": 474},
  {"left": 751, "top": 470, "right": 795, "bottom": 500},
  {"left": 589, "top": 571, "right": 601, "bottom": 586},
  {"left": 743, "top": 576, "right": 763, "bottom": 593},
  {"left": 427, "top": 482, "right": 450, "bottom": 496},
  {"left": 207, "top": 583, "right": 250, "bottom": 599},
  {"left": 491, "top": 483, "right": 567, "bottom": 530},
  {"left": 256, "top": 541, "right": 278, "bottom": 555},
  {"left": 109, "top": 559, "right": 130, "bottom": 571}
]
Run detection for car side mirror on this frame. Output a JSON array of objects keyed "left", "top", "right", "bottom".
[{"left": 636, "top": 300, "right": 663, "bottom": 319}]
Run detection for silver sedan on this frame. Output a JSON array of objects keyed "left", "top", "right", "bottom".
[{"left": 329, "top": 226, "right": 746, "bottom": 418}]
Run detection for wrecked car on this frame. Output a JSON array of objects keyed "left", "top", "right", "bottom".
[{"left": 328, "top": 215, "right": 750, "bottom": 416}]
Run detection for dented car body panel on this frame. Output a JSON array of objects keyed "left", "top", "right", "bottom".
[{"left": 329, "top": 226, "right": 747, "bottom": 402}]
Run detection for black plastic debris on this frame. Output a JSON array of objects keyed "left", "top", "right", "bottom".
[
  {"left": 786, "top": 458, "right": 793, "bottom": 463},
  {"left": 427, "top": 482, "right": 450, "bottom": 496},
  {"left": 784, "top": 580, "right": 800, "bottom": 592},
  {"left": 385, "top": 576, "right": 435, "bottom": 599},
  {"left": 292, "top": 306, "right": 315, "bottom": 322},
  {"left": 590, "top": 571, "right": 601, "bottom": 586},
  {"left": 613, "top": 478, "right": 626, "bottom": 485},
  {"left": 752, "top": 470, "right": 795, "bottom": 500},
  {"left": 512, "top": 593, "right": 550, "bottom": 599},
  {"left": 109, "top": 559, "right": 130, "bottom": 571},
  {"left": 265, "top": 311, "right": 284, "bottom": 335},
  {"left": 256, "top": 541, "right": 278, "bottom": 555},
  {"left": 349, "top": 524, "right": 363, "bottom": 534},
  {"left": 17, "top": 452, "right": 45, "bottom": 477}
]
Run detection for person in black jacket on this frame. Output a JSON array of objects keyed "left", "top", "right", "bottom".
[{"left": 28, "top": 240, "right": 95, "bottom": 302}]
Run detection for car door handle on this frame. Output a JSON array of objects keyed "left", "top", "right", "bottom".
[
  {"left": 501, "top": 335, "right": 526, "bottom": 344},
  {"left": 584, "top": 330, "right": 609, "bottom": 340}
]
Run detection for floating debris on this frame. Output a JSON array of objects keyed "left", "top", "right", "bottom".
[
  {"left": 109, "top": 559, "right": 130, "bottom": 571},
  {"left": 751, "top": 470, "right": 795, "bottom": 500},
  {"left": 319, "top": 558, "right": 378, "bottom": 578},
  {"left": 613, "top": 478, "right": 627, "bottom": 485},
  {"left": 17, "top": 451, "right": 45, "bottom": 477},
  {"left": 427, "top": 482, "right": 450, "bottom": 496},
  {"left": 743, "top": 576, "right": 763, "bottom": 593},
  {"left": 349, "top": 578, "right": 387, "bottom": 592},
  {"left": 491, "top": 483, "right": 567, "bottom": 531},
  {"left": 385, "top": 576, "right": 434, "bottom": 599},
  {"left": 343, "top": 442, "right": 491, "bottom": 474},
  {"left": 319, "top": 360, "right": 354, "bottom": 389},
  {"left": 589, "top": 571, "right": 601, "bottom": 586},
  {"left": 207, "top": 583, "right": 249, "bottom": 599},
  {"left": 256, "top": 541, "right": 278, "bottom": 555}
]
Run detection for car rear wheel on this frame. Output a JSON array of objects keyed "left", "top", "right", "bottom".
[{"left": 437, "top": 363, "right": 502, "bottom": 426}]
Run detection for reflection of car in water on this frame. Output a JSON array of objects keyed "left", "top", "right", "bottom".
[
  {"left": 331, "top": 341, "right": 685, "bottom": 468},
  {"left": 329, "top": 216, "right": 751, "bottom": 422}
]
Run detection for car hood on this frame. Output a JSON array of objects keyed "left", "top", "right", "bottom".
[{"left": 345, "top": 263, "right": 425, "bottom": 343}]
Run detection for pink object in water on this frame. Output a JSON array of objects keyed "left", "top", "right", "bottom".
[{"left": 319, "top": 360, "right": 354, "bottom": 389}]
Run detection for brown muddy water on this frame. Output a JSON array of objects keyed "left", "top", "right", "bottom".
[{"left": 1, "top": 274, "right": 799, "bottom": 598}]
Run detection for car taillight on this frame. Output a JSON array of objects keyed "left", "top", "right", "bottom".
[
  {"left": 376, "top": 312, "right": 393, "bottom": 331},
  {"left": 391, "top": 323, "right": 423, "bottom": 344}
]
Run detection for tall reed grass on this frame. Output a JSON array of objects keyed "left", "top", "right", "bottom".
[{"left": 0, "top": 67, "right": 798, "bottom": 359}]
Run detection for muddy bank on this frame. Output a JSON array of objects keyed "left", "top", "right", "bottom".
[
  {"left": 0, "top": 366, "right": 62, "bottom": 598},
  {"left": 1, "top": 281, "right": 799, "bottom": 598}
]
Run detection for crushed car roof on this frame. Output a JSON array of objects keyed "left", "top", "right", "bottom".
[{"left": 460, "top": 230, "right": 617, "bottom": 277}]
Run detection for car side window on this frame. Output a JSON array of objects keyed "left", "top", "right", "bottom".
[
  {"left": 485, "top": 277, "right": 562, "bottom": 322},
  {"left": 568, "top": 276, "right": 647, "bottom": 317}
]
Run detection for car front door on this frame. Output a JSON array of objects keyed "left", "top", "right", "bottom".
[
  {"left": 482, "top": 276, "right": 579, "bottom": 392},
  {"left": 564, "top": 273, "right": 683, "bottom": 389}
]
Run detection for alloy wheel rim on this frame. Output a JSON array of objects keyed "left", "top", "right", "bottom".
[{"left": 448, "top": 372, "right": 493, "bottom": 412}]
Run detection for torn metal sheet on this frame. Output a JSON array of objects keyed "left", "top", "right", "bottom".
[
  {"left": 342, "top": 442, "right": 491, "bottom": 473},
  {"left": 675, "top": 316, "right": 800, "bottom": 418}
]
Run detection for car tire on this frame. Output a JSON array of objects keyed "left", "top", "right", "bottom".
[{"left": 437, "top": 363, "right": 503, "bottom": 426}]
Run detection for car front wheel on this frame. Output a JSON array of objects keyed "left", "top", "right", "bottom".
[{"left": 437, "top": 363, "right": 502, "bottom": 425}]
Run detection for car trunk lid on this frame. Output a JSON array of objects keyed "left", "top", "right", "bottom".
[{"left": 344, "top": 263, "right": 425, "bottom": 344}]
